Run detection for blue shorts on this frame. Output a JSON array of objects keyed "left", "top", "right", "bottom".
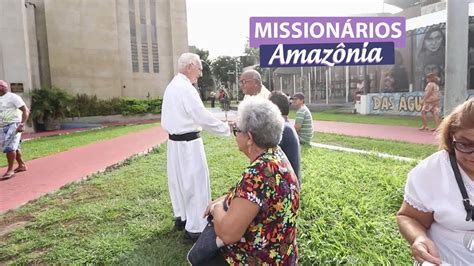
[{"left": 1, "top": 123, "right": 22, "bottom": 153}]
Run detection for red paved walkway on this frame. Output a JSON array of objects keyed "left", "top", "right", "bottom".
[
  {"left": 315, "top": 121, "right": 437, "bottom": 145},
  {"left": 0, "top": 119, "right": 436, "bottom": 214},
  {"left": 212, "top": 108, "right": 437, "bottom": 145},
  {"left": 0, "top": 126, "right": 168, "bottom": 213}
]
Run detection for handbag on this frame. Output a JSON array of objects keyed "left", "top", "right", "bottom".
[
  {"left": 448, "top": 153, "right": 474, "bottom": 221},
  {"left": 187, "top": 201, "right": 228, "bottom": 265}
]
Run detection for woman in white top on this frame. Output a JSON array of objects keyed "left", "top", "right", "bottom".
[{"left": 397, "top": 98, "right": 474, "bottom": 265}]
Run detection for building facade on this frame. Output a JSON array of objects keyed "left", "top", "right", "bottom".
[{"left": 0, "top": 0, "right": 188, "bottom": 99}]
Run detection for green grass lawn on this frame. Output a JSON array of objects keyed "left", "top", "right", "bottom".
[
  {"left": 289, "top": 109, "right": 437, "bottom": 128},
  {"left": 314, "top": 132, "right": 437, "bottom": 159},
  {"left": 0, "top": 123, "right": 159, "bottom": 167},
  {"left": 0, "top": 133, "right": 414, "bottom": 264}
]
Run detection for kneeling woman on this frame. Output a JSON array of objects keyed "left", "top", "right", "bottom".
[{"left": 202, "top": 98, "right": 300, "bottom": 265}]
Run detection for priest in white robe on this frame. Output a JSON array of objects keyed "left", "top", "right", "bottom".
[{"left": 161, "top": 53, "right": 230, "bottom": 239}]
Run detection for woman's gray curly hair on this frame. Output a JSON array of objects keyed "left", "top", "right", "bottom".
[{"left": 237, "top": 97, "right": 284, "bottom": 148}]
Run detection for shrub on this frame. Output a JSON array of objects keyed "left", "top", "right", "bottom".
[
  {"left": 30, "top": 87, "right": 74, "bottom": 124},
  {"left": 70, "top": 94, "right": 162, "bottom": 117}
]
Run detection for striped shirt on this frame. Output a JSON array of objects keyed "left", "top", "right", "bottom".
[{"left": 295, "top": 105, "right": 313, "bottom": 144}]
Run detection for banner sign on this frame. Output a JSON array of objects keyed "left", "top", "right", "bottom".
[
  {"left": 250, "top": 16, "right": 405, "bottom": 68},
  {"left": 259, "top": 42, "right": 394, "bottom": 68},
  {"left": 367, "top": 91, "right": 428, "bottom": 116},
  {"left": 250, "top": 17, "right": 406, "bottom": 48}
]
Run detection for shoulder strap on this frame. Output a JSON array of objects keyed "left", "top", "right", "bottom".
[{"left": 448, "top": 153, "right": 474, "bottom": 221}]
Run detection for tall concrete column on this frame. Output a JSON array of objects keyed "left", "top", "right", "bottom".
[
  {"left": 169, "top": 0, "right": 189, "bottom": 73},
  {"left": 444, "top": 0, "right": 469, "bottom": 115}
]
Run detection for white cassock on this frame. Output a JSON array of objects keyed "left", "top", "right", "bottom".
[{"left": 161, "top": 73, "right": 230, "bottom": 233}]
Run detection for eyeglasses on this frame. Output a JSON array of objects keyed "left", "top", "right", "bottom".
[
  {"left": 239, "top": 79, "right": 255, "bottom": 85},
  {"left": 453, "top": 140, "right": 474, "bottom": 154},
  {"left": 232, "top": 126, "right": 242, "bottom": 136}
]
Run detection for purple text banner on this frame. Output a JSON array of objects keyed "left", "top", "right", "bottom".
[{"left": 250, "top": 17, "right": 406, "bottom": 48}]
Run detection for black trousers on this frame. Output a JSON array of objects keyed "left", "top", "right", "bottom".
[{"left": 194, "top": 252, "right": 228, "bottom": 266}]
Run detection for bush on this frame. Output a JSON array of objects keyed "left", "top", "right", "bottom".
[
  {"left": 30, "top": 87, "right": 74, "bottom": 124},
  {"left": 70, "top": 94, "right": 162, "bottom": 117}
]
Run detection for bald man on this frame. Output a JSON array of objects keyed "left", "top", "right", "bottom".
[{"left": 239, "top": 69, "right": 271, "bottom": 100}]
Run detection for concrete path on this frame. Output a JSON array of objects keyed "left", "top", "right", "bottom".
[{"left": 314, "top": 121, "right": 437, "bottom": 145}]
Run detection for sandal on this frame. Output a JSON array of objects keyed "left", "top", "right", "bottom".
[
  {"left": 14, "top": 166, "right": 27, "bottom": 173},
  {"left": 418, "top": 127, "right": 428, "bottom": 131},
  {"left": 1, "top": 171, "right": 15, "bottom": 180}
]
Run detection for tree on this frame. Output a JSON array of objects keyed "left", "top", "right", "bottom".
[
  {"left": 242, "top": 39, "right": 260, "bottom": 68},
  {"left": 243, "top": 39, "right": 271, "bottom": 89},
  {"left": 196, "top": 48, "right": 214, "bottom": 99},
  {"left": 211, "top": 56, "right": 238, "bottom": 88}
]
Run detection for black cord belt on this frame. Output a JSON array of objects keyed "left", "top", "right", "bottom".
[{"left": 168, "top": 131, "right": 201, "bottom": 142}]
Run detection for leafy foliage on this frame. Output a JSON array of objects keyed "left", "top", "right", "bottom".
[
  {"left": 29, "top": 87, "right": 73, "bottom": 124},
  {"left": 73, "top": 94, "right": 122, "bottom": 117},
  {"left": 211, "top": 56, "right": 239, "bottom": 88},
  {"left": 30, "top": 89, "right": 163, "bottom": 124},
  {"left": 196, "top": 48, "right": 214, "bottom": 98},
  {"left": 211, "top": 56, "right": 243, "bottom": 100},
  {"left": 70, "top": 94, "right": 162, "bottom": 117},
  {"left": 243, "top": 39, "right": 272, "bottom": 89},
  {"left": 242, "top": 38, "right": 259, "bottom": 68},
  {"left": 118, "top": 98, "right": 161, "bottom": 116}
]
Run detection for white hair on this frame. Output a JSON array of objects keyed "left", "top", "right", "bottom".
[
  {"left": 237, "top": 97, "right": 284, "bottom": 148},
  {"left": 242, "top": 69, "right": 262, "bottom": 84},
  {"left": 177, "top": 53, "right": 201, "bottom": 72}
]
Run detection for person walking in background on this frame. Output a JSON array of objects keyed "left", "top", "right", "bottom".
[
  {"left": 209, "top": 91, "right": 216, "bottom": 108},
  {"left": 397, "top": 98, "right": 474, "bottom": 265},
  {"left": 291, "top": 92, "right": 314, "bottom": 144},
  {"left": 222, "top": 88, "right": 230, "bottom": 112},
  {"left": 161, "top": 53, "right": 230, "bottom": 240},
  {"left": 239, "top": 69, "right": 271, "bottom": 100},
  {"left": 419, "top": 73, "right": 441, "bottom": 131},
  {"left": 0, "top": 80, "right": 29, "bottom": 180},
  {"left": 218, "top": 87, "right": 230, "bottom": 111},
  {"left": 353, "top": 79, "right": 364, "bottom": 103},
  {"left": 269, "top": 91, "right": 301, "bottom": 183}
]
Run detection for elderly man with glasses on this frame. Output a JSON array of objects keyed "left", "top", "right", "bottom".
[{"left": 239, "top": 69, "right": 271, "bottom": 100}]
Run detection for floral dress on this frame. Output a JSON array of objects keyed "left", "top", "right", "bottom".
[{"left": 221, "top": 147, "right": 300, "bottom": 265}]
